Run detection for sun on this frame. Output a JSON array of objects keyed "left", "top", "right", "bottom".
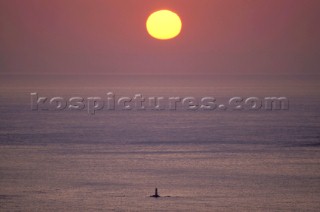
[{"left": 146, "top": 10, "right": 182, "bottom": 40}]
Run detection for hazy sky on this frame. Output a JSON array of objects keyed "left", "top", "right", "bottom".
[{"left": 1, "top": 0, "right": 319, "bottom": 75}]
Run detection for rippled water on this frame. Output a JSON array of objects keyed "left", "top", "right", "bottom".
[{"left": 0, "top": 75, "right": 319, "bottom": 211}]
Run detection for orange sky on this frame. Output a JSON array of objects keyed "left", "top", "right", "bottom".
[{"left": 0, "top": 0, "right": 319, "bottom": 75}]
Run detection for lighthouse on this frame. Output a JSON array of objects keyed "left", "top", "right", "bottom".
[{"left": 150, "top": 188, "right": 160, "bottom": 198}]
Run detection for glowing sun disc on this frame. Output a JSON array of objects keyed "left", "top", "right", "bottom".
[{"left": 146, "top": 10, "right": 182, "bottom": 40}]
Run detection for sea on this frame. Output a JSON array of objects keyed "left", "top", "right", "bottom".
[{"left": 0, "top": 75, "right": 319, "bottom": 211}]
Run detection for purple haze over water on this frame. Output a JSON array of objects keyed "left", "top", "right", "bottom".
[{"left": 0, "top": 75, "right": 319, "bottom": 211}]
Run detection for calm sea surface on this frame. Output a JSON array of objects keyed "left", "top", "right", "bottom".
[{"left": 0, "top": 75, "right": 319, "bottom": 211}]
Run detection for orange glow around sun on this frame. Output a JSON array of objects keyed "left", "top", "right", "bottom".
[{"left": 146, "top": 10, "right": 182, "bottom": 40}]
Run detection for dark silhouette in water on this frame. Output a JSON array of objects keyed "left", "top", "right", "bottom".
[{"left": 150, "top": 188, "right": 160, "bottom": 198}]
